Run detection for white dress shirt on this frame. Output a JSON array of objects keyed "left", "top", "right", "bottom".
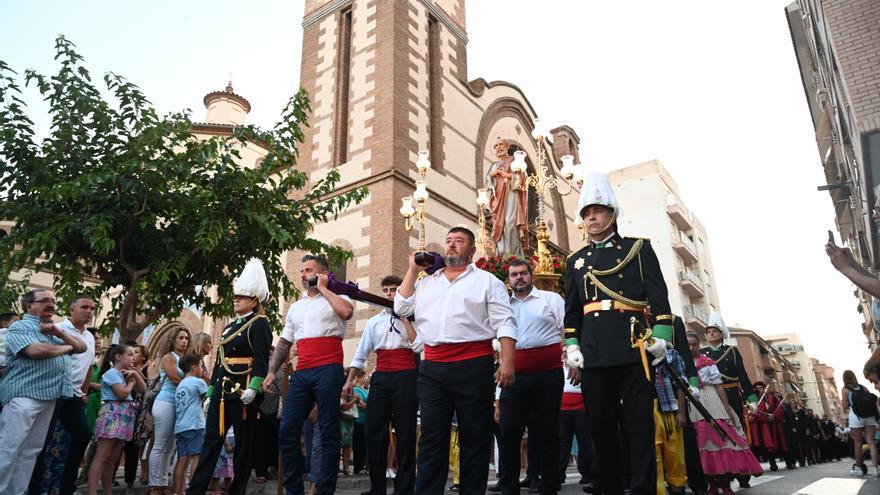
[
  {"left": 509, "top": 287, "right": 564, "bottom": 350},
  {"left": 58, "top": 319, "right": 95, "bottom": 398},
  {"left": 394, "top": 263, "right": 517, "bottom": 345},
  {"left": 281, "top": 292, "right": 352, "bottom": 343},
  {"left": 350, "top": 309, "right": 424, "bottom": 370}
]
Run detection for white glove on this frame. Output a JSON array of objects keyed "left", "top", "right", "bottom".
[
  {"left": 688, "top": 385, "right": 700, "bottom": 400},
  {"left": 564, "top": 344, "right": 583, "bottom": 369},
  {"left": 203, "top": 397, "right": 211, "bottom": 414},
  {"left": 645, "top": 339, "right": 668, "bottom": 366},
  {"left": 241, "top": 388, "right": 257, "bottom": 405}
]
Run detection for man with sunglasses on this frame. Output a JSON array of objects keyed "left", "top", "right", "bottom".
[
  {"left": 344, "top": 275, "right": 422, "bottom": 495},
  {"left": 0, "top": 289, "right": 87, "bottom": 495}
]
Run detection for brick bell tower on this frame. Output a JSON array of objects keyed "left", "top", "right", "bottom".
[{"left": 295, "top": 0, "right": 582, "bottom": 356}]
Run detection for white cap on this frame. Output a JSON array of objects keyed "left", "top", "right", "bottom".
[
  {"left": 233, "top": 258, "right": 270, "bottom": 302},
  {"left": 706, "top": 311, "right": 729, "bottom": 340},
  {"left": 577, "top": 171, "right": 620, "bottom": 220}
]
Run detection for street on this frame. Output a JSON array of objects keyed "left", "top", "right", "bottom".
[{"left": 94, "top": 459, "right": 876, "bottom": 494}]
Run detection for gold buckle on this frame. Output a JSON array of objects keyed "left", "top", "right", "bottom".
[{"left": 601, "top": 300, "right": 612, "bottom": 311}]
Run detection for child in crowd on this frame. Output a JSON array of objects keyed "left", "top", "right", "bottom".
[
  {"left": 210, "top": 426, "right": 235, "bottom": 495},
  {"left": 173, "top": 353, "right": 209, "bottom": 495},
  {"left": 88, "top": 344, "right": 146, "bottom": 495}
]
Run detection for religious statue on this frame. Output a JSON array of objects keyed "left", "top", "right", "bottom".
[{"left": 487, "top": 138, "right": 529, "bottom": 256}]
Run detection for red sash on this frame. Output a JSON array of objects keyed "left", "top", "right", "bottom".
[
  {"left": 561, "top": 392, "right": 585, "bottom": 411},
  {"left": 376, "top": 348, "right": 417, "bottom": 372},
  {"left": 424, "top": 340, "right": 494, "bottom": 363},
  {"left": 514, "top": 343, "right": 563, "bottom": 373},
  {"left": 296, "top": 336, "right": 343, "bottom": 371}
]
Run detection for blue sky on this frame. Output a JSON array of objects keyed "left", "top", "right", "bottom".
[{"left": 2, "top": 1, "right": 870, "bottom": 387}]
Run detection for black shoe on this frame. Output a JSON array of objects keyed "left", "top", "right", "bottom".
[
  {"left": 579, "top": 477, "right": 587, "bottom": 484},
  {"left": 737, "top": 476, "right": 751, "bottom": 488},
  {"left": 528, "top": 479, "right": 539, "bottom": 494},
  {"left": 487, "top": 481, "right": 501, "bottom": 493},
  {"left": 519, "top": 477, "right": 534, "bottom": 488},
  {"left": 770, "top": 462, "right": 779, "bottom": 472},
  {"left": 582, "top": 483, "right": 595, "bottom": 493}
]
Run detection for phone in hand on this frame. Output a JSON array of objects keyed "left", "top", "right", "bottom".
[{"left": 827, "top": 229, "right": 836, "bottom": 245}]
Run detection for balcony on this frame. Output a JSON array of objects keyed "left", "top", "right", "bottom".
[
  {"left": 672, "top": 232, "right": 699, "bottom": 265},
  {"left": 666, "top": 194, "right": 694, "bottom": 231},
  {"left": 678, "top": 269, "right": 705, "bottom": 298},
  {"left": 683, "top": 304, "right": 708, "bottom": 332}
]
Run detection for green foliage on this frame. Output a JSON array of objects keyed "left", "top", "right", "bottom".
[
  {"left": 0, "top": 270, "right": 28, "bottom": 314},
  {"left": 0, "top": 36, "right": 367, "bottom": 340}
]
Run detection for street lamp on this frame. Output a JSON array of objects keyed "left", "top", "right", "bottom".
[
  {"left": 400, "top": 151, "right": 434, "bottom": 266},
  {"left": 475, "top": 188, "right": 493, "bottom": 257},
  {"left": 513, "top": 119, "right": 583, "bottom": 276}
]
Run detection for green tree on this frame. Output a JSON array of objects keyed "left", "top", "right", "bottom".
[{"left": 0, "top": 36, "right": 366, "bottom": 341}]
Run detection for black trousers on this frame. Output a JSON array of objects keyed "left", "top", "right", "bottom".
[
  {"left": 28, "top": 397, "right": 92, "bottom": 495},
  {"left": 558, "top": 408, "right": 593, "bottom": 485},
  {"left": 353, "top": 422, "right": 368, "bottom": 473},
  {"left": 416, "top": 357, "right": 495, "bottom": 495},
  {"left": 582, "top": 364, "right": 656, "bottom": 495},
  {"left": 682, "top": 418, "right": 706, "bottom": 493},
  {"left": 366, "top": 368, "right": 418, "bottom": 495},
  {"left": 187, "top": 394, "right": 258, "bottom": 495},
  {"left": 123, "top": 438, "right": 140, "bottom": 484},
  {"left": 525, "top": 422, "right": 540, "bottom": 481},
  {"left": 498, "top": 368, "right": 563, "bottom": 495},
  {"left": 252, "top": 413, "right": 279, "bottom": 478}
]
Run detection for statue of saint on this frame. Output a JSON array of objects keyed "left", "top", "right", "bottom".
[{"left": 487, "top": 138, "right": 529, "bottom": 256}]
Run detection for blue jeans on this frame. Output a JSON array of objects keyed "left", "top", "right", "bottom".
[{"left": 279, "top": 364, "right": 344, "bottom": 495}]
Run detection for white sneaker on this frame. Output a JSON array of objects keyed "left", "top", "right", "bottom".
[
  {"left": 386, "top": 468, "right": 397, "bottom": 479},
  {"left": 850, "top": 464, "right": 865, "bottom": 476}
]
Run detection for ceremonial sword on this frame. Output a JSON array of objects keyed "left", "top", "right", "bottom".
[{"left": 630, "top": 317, "right": 738, "bottom": 445}]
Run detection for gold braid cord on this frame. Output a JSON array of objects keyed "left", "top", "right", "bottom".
[
  {"left": 584, "top": 239, "right": 649, "bottom": 308},
  {"left": 218, "top": 315, "right": 266, "bottom": 376}
]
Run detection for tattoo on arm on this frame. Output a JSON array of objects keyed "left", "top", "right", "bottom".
[{"left": 270, "top": 338, "right": 293, "bottom": 374}]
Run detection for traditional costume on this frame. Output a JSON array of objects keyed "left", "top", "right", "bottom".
[
  {"left": 350, "top": 308, "right": 423, "bottom": 495},
  {"left": 563, "top": 171, "right": 672, "bottom": 495},
  {"left": 689, "top": 353, "right": 762, "bottom": 492},
  {"left": 187, "top": 259, "right": 273, "bottom": 495},
  {"left": 497, "top": 286, "right": 564, "bottom": 495},
  {"left": 748, "top": 382, "right": 787, "bottom": 471},
  {"left": 699, "top": 312, "right": 757, "bottom": 487},
  {"left": 394, "top": 232, "right": 518, "bottom": 495}
]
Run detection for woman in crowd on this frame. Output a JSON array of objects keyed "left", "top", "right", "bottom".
[
  {"left": 148, "top": 326, "right": 191, "bottom": 495},
  {"left": 841, "top": 369, "right": 879, "bottom": 477},
  {"left": 192, "top": 332, "right": 213, "bottom": 380},
  {"left": 686, "top": 332, "right": 762, "bottom": 495}
]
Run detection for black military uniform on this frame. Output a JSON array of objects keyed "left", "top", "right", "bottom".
[
  {"left": 564, "top": 233, "right": 673, "bottom": 495},
  {"left": 187, "top": 313, "right": 272, "bottom": 495}
]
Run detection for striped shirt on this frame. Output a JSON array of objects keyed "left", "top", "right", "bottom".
[{"left": 0, "top": 314, "right": 74, "bottom": 404}]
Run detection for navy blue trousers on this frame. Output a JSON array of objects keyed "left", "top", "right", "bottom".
[{"left": 278, "top": 363, "right": 344, "bottom": 495}]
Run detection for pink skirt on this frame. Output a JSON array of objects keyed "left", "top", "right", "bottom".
[
  {"left": 694, "top": 420, "right": 763, "bottom": 476},
  {"left": 95, "top": 401, "right": 136, "bottom": 441}
]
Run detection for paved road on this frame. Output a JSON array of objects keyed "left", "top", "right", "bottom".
[{"left": 95, "top": 459, "right": 880, "bottom": 493}]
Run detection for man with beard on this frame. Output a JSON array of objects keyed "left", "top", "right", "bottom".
[
  {"left": 395, "top": 226, "right": 517, "bottom": 495},
  {"left": 491, "top": 259, "right": 564, "bottom": 495},
  {"left": 700, "top": 312, "right": 756, "bottom": 487},
  {"left": 265, "top": 254, "right": 354, "bottom": 495},
  {"left": 563, "top": 171, "right": 672, "bottom": 495}
]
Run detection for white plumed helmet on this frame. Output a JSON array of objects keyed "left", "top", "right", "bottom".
[{"left": 233, "top": 258, "right": 270, "bottom": 302}]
